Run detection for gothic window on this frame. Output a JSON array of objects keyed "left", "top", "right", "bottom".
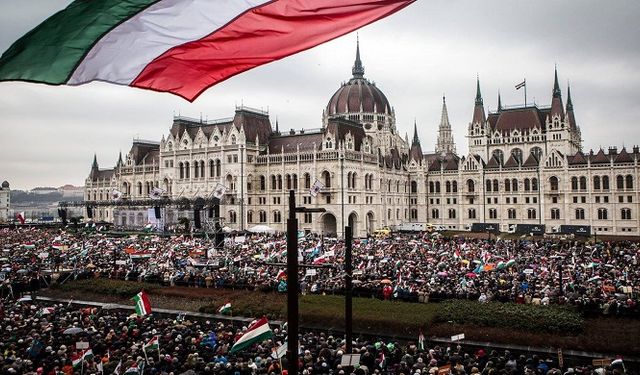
[
  {"left": 446, "top": 181, "right": 451, "bottom": 193},
  {"left": 532, "top": 178, "right": 538, "bottom": 191},
  {"left": 179, "top": 163, "right": 184, "bottom": 179},
  {"left": 411, "top": 181, "right": 418, "bottom": 193},
  {"left": 571, "top": 177, "right": 578, "bottom": 191},
  {"left": 304, "top": 173, "right": 311, "bottom": 189},
  {"left": 271, "top": 175, "right": 277, "bottom": 190},
  {"left": 486, "top": 180, "right": 492, "bottom": 192},
  {"left": 511, "top": 179, "right": 518, "bottom": 192},
  {"left": 194, "top": 161, "right": 199, "bottom": 178},
  {"left": 260, "top": 175, "right": 266, "bottom": 191},
  {"left": 325, "top": 138, "right": 333, "bottom": 149},
  {"left": 431, "top": 209, "right": 439, "bottom": 219},
  {"left": 435, "top": 181, "right": 441, "bottom": 193},
  {"left": 505, "top": 179, "right": 511, "bottom": 192},
  {"left": 617, "top": 175, "right": 624, "bottom": 190},
  {"left": 527, "top": 208, "right": 537, "bottom": 220},
  {"left": 524, "top": 178, "right": 530, "bottom": 191},
  {"left": 467, "top": 179, "right": 475, "bottom": 193},
  {"left": 293, "top": 174, "right": 298, "bottom": 190},
  {"left": 277, "top": 175, "right": 282, "bottom": 190},
  {"left": 489, "top": 208, "right": 497, "bottom": 219},
  {"left": 602, "top": 176, "right": 610, "bottom": 190},
  {"left": 621, "top": 208, "right": 632, "bottom": 220},
  {"left": 549, "top": 176, "right": 559, "bottom": 191},
  {"left": 551, "top": 208, "right": 560, "bottom": 220},
  {"left": 575, "top": 208, "right": 585, "bottom": 220},
  {"left": 184, "top": 162, "right": 190, "bottom": 178},
  {"left": 352, "top": 173, "right": 357, "bottom": 189},
  {"left": 626, "top": 175, "right": 634, "bottom": 189},
  {"left": 579, "top": 176, "right": 587, "bottom": 190},
  {"left": 508, "top": 208, "right": 516, "bottom": 219},
  {"left": 468, "top": 208, "right": 476, "bottom": 219},
  {"left": 322, "top": 171, "right": 331, "bottom": 188},
  {"left": 429, "top": 181, "right": 435, "bottom": 193},
  {"left": 259, "top": 210, "right": 267, "bottom": 223},
  {"left": 228, "top": 211, "right": 237, "bottom": 223},
  {"left": 209, "top": 160, "right": 214, "bottom": 177},
  {"left": 215, "top": 160, "right": 221, "bottom": 177},
  {"left": 273, "top": 211, "right": 281, "bottom": 223},
  {"left": 247, "top": 211, "right": 253, "bottom": 223},
  {"left": 492, "top": 149, "right": 504, "bottom": 164},
  {"left": 511, "top": 148, "right": 523, "bottom": 164},
  {"left": 286, "top": 174, "right": 292, "bottom": 190},
  {"left": 492, "top": 179, "right": 499, "bottom": 192},
  {"left": 597, "top": 208, "right": 608, "bottom": 220},
  {"left": 231, "top": 135, "right": 237, "bottom": 144}
]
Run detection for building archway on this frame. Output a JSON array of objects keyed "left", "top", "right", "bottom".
[
  {"left": 322, "top": 213, "right": 337, "bottom": 237},
  {"left": 348, "top": 212, "right": 358, "bottom": 237},
  {"left": 366, "top": 211, "right": 375, "bottom": 235}
]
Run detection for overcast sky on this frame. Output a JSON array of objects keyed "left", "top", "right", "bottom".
[{"left": 1, "top": 1, "right": 639, "bottom": 190}]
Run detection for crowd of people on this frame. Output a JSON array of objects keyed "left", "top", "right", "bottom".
[
  {"left": 0, "top": 227, "right": 637, "bottom": 374},
  {"left": 1, "top": 227, "right": 638, "bottom": 317},
  {"left": 0, "top": 298, "right": 628, "bottom": 374}
]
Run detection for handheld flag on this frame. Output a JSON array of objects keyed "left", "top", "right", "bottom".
[
  {"left": 212, "top": 183, "right": 228, "bottom": 199},
  {"left": 111, "top": 189, "right": 123, "bottom": 201},
  {"left": 132, "top": 290, "right": 152, "bottom": 317},
  {"left": 218, "top": 302, "right": 232, "bottom": 315},
  {"left": 418, "top": 329, "right": 425, "bottom": 351},
  {"left": 149, "top": 187, "right": 165, "bottom": 200},
  {"left": 0, "top": 0, "right": 415, "bottom": 102},
  {"left": 309, "top": 179, "right": 325, "bottom": 197},
  {"left": 230, "top": 317, "right": 273, "bottom": 353},
  {"left": 143, "top": 336, "right": 159, "bottom": 353},
  {"left": 16, "top": 212, "right": 26, "bottom": 224}
]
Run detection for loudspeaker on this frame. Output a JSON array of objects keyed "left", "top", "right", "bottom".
[
  {"left": 194, "top": 209, "right": 201, "bottom": 229},
  {"left": 154, "top": 206, "right": 161, "bottom": 219},
  {"left": 87, "top": 206, "right": 93, "bottom": 219}
]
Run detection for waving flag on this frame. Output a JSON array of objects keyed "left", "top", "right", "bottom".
[
  {"left": 132, "top": 290, "right": 152, "bottom": 316},
  {"left": 0, "top": 0, "right": 415, "bottom": 102},
  {"left": 230, "top": 317, "right": 273, "bottom": 353},
  {"left": 16, "top": 212, "right": 26, "bottom": 225}
]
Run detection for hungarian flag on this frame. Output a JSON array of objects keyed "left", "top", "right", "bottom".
[
  {"left": 16, "top": 212, "right": 26, "bottom": 224},
  {"left": 143, "top": 336, "right": 159, "bottom": 353},
  {"left": 72, "top": 353, "right": 83, "bottom": 368},
  {"left": 132, "top": 290, "right": 152, "bottom": 316},
  {"left": 0, "top": 0, "right": 415, "bottom": 102},
  {"left": 83, "top": 349, "right": 94, "bottom": 361},
  {"left": 218, "top": 302, "right": 232, "bottom": 315},
  {"left": 229, "top": 317, "right": 273, "bottom": 353}
]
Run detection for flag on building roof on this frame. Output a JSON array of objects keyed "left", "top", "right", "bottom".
[
  {"left": 218, "top": 302, "right": 232, "bottom": 315},
  {"left": 0, "top": 0, "right": 414, "bottom": 102},
  {"left": 229, "top": 317, "right": 274, "bottom": 353},
  {"left": 132, "top": 290, "right": 152, "bottom": 316}
]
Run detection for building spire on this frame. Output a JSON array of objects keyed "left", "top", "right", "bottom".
[
  {"left": 566, "top": 83, "right": 573, "bottom": 111},
  {"left": 497, "top": 91, "right": 502, "bottom": 111},
  {"left": 116, "top": 151, "right": 123, "bottom": 167},
  {"left": 352, "top": 35, "right": 365, "bottom": 78},
  {"left": 412, "top": 119, "right": 420, "bottom": 145},
  {"left": 436, "top": 95, "right": 456, "bottom": 154},
  {"left": 92, "top": 153, "right": 98, "bottom": 169},
  {"left": 475, "top": 75, "right": 483, "bottom": 105},
  {"left": 553, "top": 65, "right": 561, "bottom": 98}
]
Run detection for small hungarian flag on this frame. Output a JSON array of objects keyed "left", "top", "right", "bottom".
[
  {"left": 72, "top": 353, "right": 83, "bottom": 368},
  {"left": 132, "top": 290, "right": 152, "bottom": 316},
  {"left": 218, "top": 302, "right": 232, "bottom": 315},
  {"left": 123, "top": 364, "right": 141, "bottom": 375},
  {"left": 230, "top": 317, "right": 273, "bottom": 353},
  {"left": 418, "top": 329, "right": 425, "bottom": 351},
  {"left": 83, "top": 349, "right": 94, "bottom": 361},
  {"left": 143, "top": 336, "right": 159, "bottom": 353}
]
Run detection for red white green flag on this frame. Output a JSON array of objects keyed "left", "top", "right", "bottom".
[
  {"left": 0, "top": 0, "right": 414, "bottom": 102},
  {"left": 132, "top": 290, "right": 152, "bottom": 316},
  {"left": 143, "top": 336, "right": 159, "bottom": 352},
  {"left": 229, "top": 317, "right": 273, "bottom": 353}
]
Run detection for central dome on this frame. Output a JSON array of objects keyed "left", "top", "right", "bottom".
[{"left": 325, "top": 41, "right": 391, "bottom": 118}]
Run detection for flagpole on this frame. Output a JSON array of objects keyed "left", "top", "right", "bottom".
[{"left": 524, "top": 79, "right": 527, "bottom": 106}]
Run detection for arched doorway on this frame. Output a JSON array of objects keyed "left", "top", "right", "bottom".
[
  {"left": 366, "top": 211, "right": 375, "bottom": 235},
  {"left": 348, "top": 212, "right": 358, "bottom": 237},
  {"left": 322, "top": 213, "right": 337, "bottom": 237}
]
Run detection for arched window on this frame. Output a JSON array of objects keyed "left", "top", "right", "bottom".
[
  {"left": 448, "top": 209, "right": 456, "bottom": 219},
  {"left": 351, "top": 173, "right": 357, "bottom": 189},
  {"left": 579, "top": 176, "right": 587, "bottom": 190},
  {"left": 228, "top": 211, "right": 237, "bottom": 223},
  {"left": 247, "top": 211, "right": 253, "bottom": 223},
  {"left": 621, "top": 208, "right": 632, "bottom": 220},
  {"left": 271, "top": 175, "right": 277, "bottom": 190},
  {"left": 215, "top": 160, "right": 221, "bottom": 177},
  {"left": 617, "top": 175, "right": 624, "bottom": 190},
  {"left": 259, "top": 210, "right": 267, "bottom": 223},
  {"left": 230, "top": 135, "right": 236, "bottom": 144},
  {"left": 446, "top": 181, "right": 451, "bottom": 193},
  {"left": 468, "top": 208, "right": 476, "bottom": 219},
  {"left": 200, "top": 161, "right": 205, "bottom": 178},
  {"left": 347, "top": 172, "right": 352, "bottom": 189},
  {"left": 209, "top": 160, "right": 214, "bottom": 177},
  {"left": 184, "top": 162, "right": 190, "bottom": 178},
  {"left": 137, "top": 182, "right": 142, "bottom": 195},
  {"left": 549, "top": 176, "right": 559, "bottom": 191},
  {"left": 260, "top": 176, "right": 266, "bottom": 191},
  {"left": 435, "top": 181, "right": 441, "bottom": 193},
  {"left": 511, "top": 179, "right": 518, "bottom": 192},
  {"left": 575, "top": 208, "right": 585, "bottom": 220},
  {"left": 593, "top": 176, "right": 601, "bottom": 190},
  {"left": 429, "top": 181, "right": 435, "bottom": 193},
  {"left": 411, "top": 181, "right": 418, "bottom": 193},
  {"left": 505, "top": 179, "right": 511, "bottom": 192},
  {"left": 286, "top": 174, "right": 292, "bottom": 190},
  {"left": 322, "top": 171, "right": 331, "bottom": 188},
  {"left": 492, "top": 179, "right": 499, "bottom": 192},
  {"left": 527, "top": 208, "right": 537, "bottom": 219},
  {"left": 602, "top": 176, "right": 610, "bottom": 190},
  {"left": 597, "top": 208, "right": 608, "bottom": 220},
  {"left": 626, "top": 175, "right": 634, "bottom": 189},
  {"left": 551, "top": 208, "right": 560, "bottom": 220},
  {"left": 508, "top": 208, "right": 517, "bottom": 219},
  {"left": 273, "top": 211, "right": 281, "bottom": 223},
  {"left": 486, "top": 180, "right": 492, "bottom": 192},
  {"left": 467, "top": 179, "right": 475, "bottom": 193},
  {"left": 532, "top": 178, "right": 538, "bottom": 191},
  {"left": 179, "top": 162, "right": 184, "bottom": 179},
  {"left": 277, "top": 175, "right": 282, "bottom": 190},
  {"left": 571, "top": 177, "right": 578, "bottom": 191},
  {"left": 293, "top": 174, "right": 298, "bottom": 190},
  {"left": 194, "top": 161, "right": 199, "bottom": 178},
  {"left": 304, "top": 173, "right": 311, "bottom": 189},
  {"left": 431, "top": 209, "right": 439, "bottom": 219}
]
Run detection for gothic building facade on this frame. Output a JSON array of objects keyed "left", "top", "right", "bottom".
[{"left": 85, "top": 43, "right": 640, "bottom": 237}]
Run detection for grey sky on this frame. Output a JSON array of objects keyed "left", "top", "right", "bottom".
[{"left": 1, "top": 1, "right": 639, "bottom": 190}]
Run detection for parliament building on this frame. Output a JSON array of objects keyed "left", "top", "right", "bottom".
[{"left": 85, "top": 42, "right": 640, "bottom": 237}]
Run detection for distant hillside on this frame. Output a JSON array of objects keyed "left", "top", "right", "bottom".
[{"left": 10, "top": 190, "right": 82, "bottom": 204}]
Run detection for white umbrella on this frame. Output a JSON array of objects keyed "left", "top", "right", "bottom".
[
  {"left": 63, "top": 327, "right": 84, "bottom": 335},
  {"left": 17, "top": 296, "right": 32, "bottom": 302},
  {"left": 248, "top": 225, "right": 276, "bottom": 234}
]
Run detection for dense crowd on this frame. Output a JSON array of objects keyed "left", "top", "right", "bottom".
[
  {"left": 1, "top": 228, "right": 638, "bottom": 317},
  {"left": 0, "top": 300, "right": 629, "bottom": 375}
]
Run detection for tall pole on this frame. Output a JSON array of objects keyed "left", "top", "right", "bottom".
[
  {"left": 286, "top": 190, "right": 299, "bottom": 375},
  {"left": 341, "top": 154, "right": 345, "bottom": 238},
  {"left": 344, "top": 225, "right": 353, "bottom": 354},
  {"left": 240, "top": 145, "right": 245, "bottom": 231},
  {"left": 524, "top": 79, "right": 527, "bottom": 106}
]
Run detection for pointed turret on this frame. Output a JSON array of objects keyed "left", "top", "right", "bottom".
[
  {"left": 472, "top": 78, "right": 486, "bottom": 125},
  {"left": 566, "top": 84, "right": 573, "bottom": 111},
  {"left": 566, "top": 83, "right": 577, "bottom": 131},
  {"left": 90, "top": 153, "right": 99, "bottom": 180},
  {"left": 497, "top": 91, "right": 502, "bottom": 111},
  {"left": 550, "top": 66, "right": 564, "bottom": 119},
  {"left": 116, "top": 151, "right": 123, "bottom": 168},
  {"left": 409, "top": 120, "right": 423, "bottom": 163},
  {"left": 437, "top": 95, "right": 457, "bottom": 154},
  {"left": 352, "top": 36, "right": 365, "bottom": 79}
]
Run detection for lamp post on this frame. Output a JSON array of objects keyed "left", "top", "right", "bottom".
[{"left": 340, "top": 151, "right": 345, "bottom": 238}]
